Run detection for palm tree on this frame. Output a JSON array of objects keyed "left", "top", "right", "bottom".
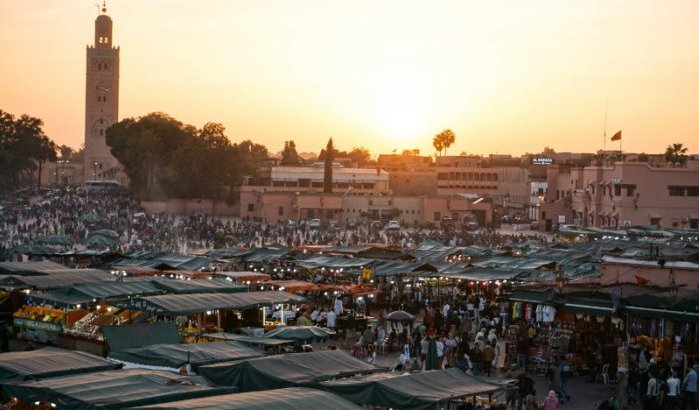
[
  {"left": 433, "top": 136, "right": 443, "bottom": 156},
  {"left": 665, "top": 143, "right": 688, "bottom": 166},
  {"left": 434, "top": 129, "right": 455, "bottom": 156}
]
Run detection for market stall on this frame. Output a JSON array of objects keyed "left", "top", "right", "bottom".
[
  {"left": 0, "top": 347, "right": 121, "bottom": 383},
  {"left": 197, "top": 350, "right": 386, "bottom": 392},
  {"left": 1, "top": 369, "right": 237, "bottom": 409},
  {"left": 129, "top": 387, "right": 362, "bottom": 410}
]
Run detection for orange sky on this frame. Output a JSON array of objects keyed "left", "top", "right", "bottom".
[{"left": 1, "top": 1, "right": 698, "bottom": 157}]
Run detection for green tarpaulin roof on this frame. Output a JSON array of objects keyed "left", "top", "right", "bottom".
[
  {"left": 149, "top": 277, "right": 247, "bottom": 294},
  {"left": 0, "top": 347, "right": 121, "bottom": 383},
  {"left": 130, "top": 387, "right": 361, "bottom": 410},
  {"left": 102, "top": 323, "right": 181, "bottom": 353},
  {"left": 203, "top": 333, "right": 294, "bottom": 346},
  {"left": 29, "top": 281, "right": 163, "bottom": 306},
  {"left": 2, "top": 369, "right": 237, "bottom": 410},
  {"left": 109, "top": 341, "right": 265, "bottom": 369},
  {"left": 114, "top": 291, "right": 309, "bottom": 315},
  {"left": 197, "top": 350, "right": 386, "bottom": 391},
  {"left": 0, "top": 261, "right": 65, "bottom": 276},
  {"left": 0, "top": 269, "right": 115, "bottom": 290},
  {"left": 322, "top": 368, "right": 511, "bottom": 410}
]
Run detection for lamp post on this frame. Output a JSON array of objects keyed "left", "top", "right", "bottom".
[
  {"left": 554, "top": 263, "right": 566, "bottom": 294},
  {"left": 669, "top": 275, "right": 678, "bottom": 304}
]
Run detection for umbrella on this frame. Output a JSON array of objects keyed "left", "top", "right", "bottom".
[
  {"left": 263, "top": 326, "right": 335, "bottom": 344},
  {"left": 79, "top": 214, "right": 103, "bottom": 223},
  {"left": 91, "top": 229, "right": 119, "bottom": 239},
  {"left": 385, "top": 310, "right": 415, "bottom": 322},
  {"left": 36, "top": 234, "right": 73, "bottom": 246},
  {"left": 83, "top": 235, "right": 116, "bottom": 246}
]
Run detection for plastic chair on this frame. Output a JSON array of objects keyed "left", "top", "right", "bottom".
[{"left": 595, "top": 364, "right": 610, "bottom": 384}]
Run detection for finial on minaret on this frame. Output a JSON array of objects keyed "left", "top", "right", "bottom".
[{"left": 102, "top": 1, "right": 107, "bottom": 14}]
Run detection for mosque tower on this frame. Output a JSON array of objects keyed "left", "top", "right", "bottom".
[{"left": 84, "top": 2, "right": 121, "bottom": 182}]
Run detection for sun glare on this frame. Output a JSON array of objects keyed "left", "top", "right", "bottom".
[{"left": 370, "top": 72, "right": 427, "bottom": 145}]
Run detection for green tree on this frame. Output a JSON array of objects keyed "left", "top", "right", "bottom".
[
  {"left": 664, "top": 143, "right": 688, "bottom": 166},
  {"left": 106, "top": 112, "right": 268, "bottom": 199},
  {"left": 0, "top": 110, "right": 56, "bottom": 191},
  {"left": 347, "top": 146, "right": 373, "bottom": 166},
  {"left": 323, "top": 138, "right": 334, "bottom": 193},
  {"left": 281, "top": 140, "right": 303, "bottom": 166}
]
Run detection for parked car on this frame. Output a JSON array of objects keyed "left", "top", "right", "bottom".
[{"left": 386, "top": 220, "right": 401, "bottom": 230}]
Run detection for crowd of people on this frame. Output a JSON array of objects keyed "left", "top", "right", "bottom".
[{"left": 1, "top": 185, "right": 548, "bottom": 258}]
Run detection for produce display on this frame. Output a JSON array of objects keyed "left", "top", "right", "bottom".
[{"left": 13, "top": 306, "right": 65, "bottom": 333}]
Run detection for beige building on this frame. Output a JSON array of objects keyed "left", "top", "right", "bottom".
[
  {"left": 83, "top": 5, "right": 123, "bottom": 183},
  {"left": 540, "top": 157, "right": 699, "bottom": 230}
]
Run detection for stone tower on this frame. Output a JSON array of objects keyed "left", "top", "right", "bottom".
[{"left": 84, "top": 2, "right": 120, "bottom": 182}]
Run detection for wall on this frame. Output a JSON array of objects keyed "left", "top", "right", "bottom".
[{"left": 141, "top": 198, "right": 238, "bottom": 216}]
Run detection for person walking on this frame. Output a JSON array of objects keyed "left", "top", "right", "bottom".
[
  {"left": 683, "top": 364, "right": 697, "bottom": 410},
  {"left": 646, "top": 371, "right": 660, "bottom": 410},
  {"left": 543, "top": 390, "right": 559, "bottom": 410},
  {"left": 666, "top": 371, "right": 680, "bottom": 410},
  {"left": 481, "top": 341, "right": 495, "bottom": 377}
]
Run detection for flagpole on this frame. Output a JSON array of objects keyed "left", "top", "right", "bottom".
[{"left": 603, "top": 98, "right": 608, "bottom": 151}]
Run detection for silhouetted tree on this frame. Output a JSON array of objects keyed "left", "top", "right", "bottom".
[
  {"left": 281, "top": 140, "right": 303, "bottom": 166},
  {"left": 433, "top": 135, "right": 443, "bottom": 156},
  {"left": 323, "top": 138, "right": 334, "bottom": 193},
  {"left": 664, "top": 143, "right": 688, "bottom": 166},
  {"left": 433, "top": 129, "right": 455, "bottom": 156},
  {"left": 0, "top": 110, "right": 56, "bottom": 192}
]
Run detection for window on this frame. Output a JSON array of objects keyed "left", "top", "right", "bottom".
[
  {"left": 434, "top": 212, "right": 441, "bottom": 221},
  {"left": 687, "top": 186, "right": 699, "bottom": 196},
  {"left": 626, "top": 185, "right": 635, "bottom": 197},
  {"left": 247, "top": 203, "right": 255, "bottom": 212},
  {"left": 614, "top": 185, "right": 622, "bottom": 196},
  {"left": 99, "top": 129, "right": 103, "bottom": 136},
  {"left": 668, "top": 186, "right": 685, "bottom": 196},
  {"left": 278, "top": 206, "right": 284, "bottom": 216},
  {"left": 99, "top": 118, "right": 104, "bottom": 124}
]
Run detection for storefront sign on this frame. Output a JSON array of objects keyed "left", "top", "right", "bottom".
[
  {"left": 531, "top": 157, "right": 554, "bottom": 166},
  {"left": 13, "top": 317, "right": 63, "bottom": 333},
  {"left": 611, "top": 178, "right": 622, "bottom": 185},
  {"left": 112, "top": 298, "right": 160, "bottom": 313}
]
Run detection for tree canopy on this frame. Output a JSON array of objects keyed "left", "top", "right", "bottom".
[
  {"left": 0, "top": 109, "right": 56, "bottom": 192},
  {"left": 106, "top": 112, "right": 268, "bottom": 199},
  {"left": 318, "top": 146, "right": 374, "bottom": 167},
  {"left": 664, "top": 143, "right": 688, "bottom": 166},
  {"left": 433, "top": 129, "right": 455, "bottom": 156}
]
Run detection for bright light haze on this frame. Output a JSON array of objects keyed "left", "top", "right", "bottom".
[{"left": 2, "top": 1, "right": 698, "bottom": 156}]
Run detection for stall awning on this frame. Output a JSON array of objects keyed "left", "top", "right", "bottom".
[
  {"left": 129, "top": 387, "right": 361, "bottom": 410},
  {"left": 114, "top": 291, "right": 309, "bottom": 315},
  {"left": 510, "top": 289, "right": 555, "bottom": 304},
  {"left": 148, "top": 277, "right": 247, "bottom": 294},
  {"left": 29, "top": 281, "right": 163, "bottom": 306},
  {"left": 321, "top": 368, "right": 512, "bottom": 410},
  {"left": 102, "top": 323, "right": 182, "bottom": 353},
  {"left": 197, "top": 350, "right": 386, "bottom": 391},
  {"left": 109, "top": 341, "right": 265, "bottom": 369},
  {"left": 0, "top": 347, "right": 121, "bottom": 383},
  {"left": 625, "top": 306, "right": 699, "bottom": 322},
  {"left": 263, "top": 280, "right": 317, "bottom": 292},
  {"left": 0, "top": 261, "right": 66, "bottom": 276},
  {"left": 2, "top": 369, "right": 237, "bottom": 410},
  {"left": 203, "top": 332, "right": 294, "bottom": 346},
  {"left": 0, "top": 269, "right": 115, "bottom": 290}
]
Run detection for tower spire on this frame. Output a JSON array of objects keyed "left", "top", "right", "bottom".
[{"left": 102, "top": 1, "right": 107, "bottom": 14}]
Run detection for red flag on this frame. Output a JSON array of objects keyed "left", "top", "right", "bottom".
[
  {"left": 635, "top": 275, "right": 648, "bottom": 287},
  {"left": 611, "top": 131, "right": 622, "bottom": 141}
]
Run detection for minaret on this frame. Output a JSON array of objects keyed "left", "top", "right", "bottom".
[{"left": 84, "top": 2, "right": 120, "bottom": 182}]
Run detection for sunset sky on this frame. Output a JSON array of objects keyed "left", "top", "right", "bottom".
[{"left": 2, "top": 0, "right": 698, "bottom": 157}]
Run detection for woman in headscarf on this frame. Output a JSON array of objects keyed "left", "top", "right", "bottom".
[{"left": 543, "top": 390, "right": 559, "bottom": 410}]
